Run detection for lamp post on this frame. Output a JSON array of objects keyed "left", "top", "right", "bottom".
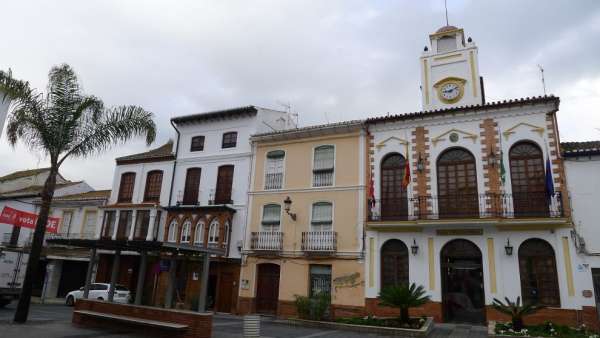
[
  {"left": 505, "top": 238, "right": 513, "bottom": 256},
  {"left": 411, "top": 239, "right": 419, "bottom": 255},
  {"left": 284, "top": 196, "right": 297, "bottom": 221}
]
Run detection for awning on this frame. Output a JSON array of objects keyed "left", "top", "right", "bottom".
[{"left": 46, "top": 238, "right": 226, "bottom": 256}]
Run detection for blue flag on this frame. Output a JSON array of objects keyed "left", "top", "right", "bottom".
[{"left": 545, "top": 154, "right": 555, "bottom": 200}]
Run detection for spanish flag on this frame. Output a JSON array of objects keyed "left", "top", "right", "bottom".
[{"left": 402, "top": 159, "right": 411, "bottom": 189}]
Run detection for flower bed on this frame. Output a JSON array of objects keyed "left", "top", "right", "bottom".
[
  {"left": 490, "top": 320, "right": 599, "bottom": 338},
  {"left": 286, "top": 316, "right": 434, "bottom": 337},
  {"left": 336, "top": 315, "right": 427, "bottom": 330}
]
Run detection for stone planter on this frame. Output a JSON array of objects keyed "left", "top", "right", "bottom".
[{"left": 286, "top": 317, "right": 434, "bottom": 337}]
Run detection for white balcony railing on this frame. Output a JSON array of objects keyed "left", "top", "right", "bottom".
[
  {"left": 250, "top": 231, "right": 283, "bottom": 251},
  {"left": 301, "top": 231, "right": 337, "bottom": 252},
  {"left": 264, "top": 173, "right": 283, "bottom": 190},
  {"left": 313, "top": 170, "right": 333, "bottom": 187}
]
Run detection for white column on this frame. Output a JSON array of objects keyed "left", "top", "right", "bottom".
[
  {"left": 111, "top": 210, "right": 120, "bottom": 240},
  {"left": 128, "top": 211, "right": 137, "bottom": 240},
  {"left": 146, "top": 209, "right": 157, "bottom": 241}
]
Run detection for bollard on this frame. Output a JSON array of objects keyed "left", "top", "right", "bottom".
[{"left": 243, "top": 314, "right": 260, "bottom": 338}]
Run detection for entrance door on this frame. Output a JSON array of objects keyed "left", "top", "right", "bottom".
[
  {"left": 256, "top": 264, "right": 280, "bottom": 314},
  {"left": 441, "top": 239, "right": 485, "bottom": 324},
  {"left": 216, "top": 272, "right": 234, "bottom": 312}
]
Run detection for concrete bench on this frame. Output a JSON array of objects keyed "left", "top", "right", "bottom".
[{"left": 74, "top": 310, "right": 189, "bottom": 331}]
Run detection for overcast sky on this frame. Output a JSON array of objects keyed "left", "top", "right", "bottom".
[{"left": 1, "top": 0, "right": 599, "bottom": 189}]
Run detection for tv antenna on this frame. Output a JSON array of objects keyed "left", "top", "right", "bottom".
[
  {"left": 537, "top": 64, "right": 547, "bottom": 95},
  {"left": 276, "top": 100, "right": 299, "bottom": 127}
]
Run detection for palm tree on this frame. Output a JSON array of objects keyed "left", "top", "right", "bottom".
[
  {"left": 378, "top": 283, "right": 430, "bottom": 324},
  {"left": 492, "top": 297, "right": 543, "bottom": 331},
  {"left": 0, "top": 64, "right": 156, "bottom": 323}
]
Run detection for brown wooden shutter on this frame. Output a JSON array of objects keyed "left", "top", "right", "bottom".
[
  {"left": 183, "top": 168, "right": 201, "bottom": 205},
  {"left": 118, "top": 173, "right": 136, "bottom": 203},
  {"left": 215, "top": 165, "right": 234, "bottom": 204},
  {"left": 143, "top": 170, "right": 163, "bottom": 202}
]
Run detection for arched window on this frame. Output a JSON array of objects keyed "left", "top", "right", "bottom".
[
  {"left": 180, "top": 220, "right": 191, "bottom": 243},
  {"left": 143, "top": 170, "right": 163, "bottom": 202},
  {"left": 380, "top": 153, "right": 408, "bottom": 220},
  {"left": 224, "top": 221, "right": 230, "bottom": 245},
  {"left": 208, "top": 219, "right": 220, "bottom": 244},
  {"left": 261, "top": 204, "right": 281, "bottom": 231},
  {"left": 167, "top": 220, "right": 178, "bottom": 243},
  {"left": 518, "top": 239, "right": 560, "bottom": 306},
  {"left": 509, "top": 142, "right": 547, "bottom": 216},
  {"left": 265, "top": 150, "right": 285, "bottom": 190},
  {"left": 194, "top": 221, "right": 205, "bottom": 245},
  {"left": 313, "top": 145, "right": 335, "bottom": 187},
  {"left": 381, "top": 240, "right": 409, "bottom": 289},
  {"left": 437, "top": 148, "right": 478, "bottom": 217},
  {"left": 311, "top": 202, "right": 333, "bottom": 231},
  {"left": 118, "top": 172, "right": 136, "bottom": 203}
]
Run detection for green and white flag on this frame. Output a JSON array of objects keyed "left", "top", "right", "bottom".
[{"left": 499, "top": 150, "right": 506, "bottom": 186}]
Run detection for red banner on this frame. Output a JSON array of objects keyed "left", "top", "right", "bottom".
[{"left": 0, "top": 206, "right": 60, "bottom": 233}]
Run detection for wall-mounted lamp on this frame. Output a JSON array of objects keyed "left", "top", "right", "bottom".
[
  {"left": 411, "top": 239, "right": 419, "bottom": 255},
  {"left": 284, "top": 196, "right": 297, "bottom": 221},
  {"left": 505, "top": 238, "right": 513, "bottom": 256},
  {"left": 488, "top": 150, "right": 498, "bottom": 167},
  {"left": 417, "top": 153, "right": 425, "bottom": 173}
]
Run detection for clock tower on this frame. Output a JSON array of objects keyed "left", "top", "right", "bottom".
[{"left": 420, "top": 25, "right": 483, "bottom": 111}]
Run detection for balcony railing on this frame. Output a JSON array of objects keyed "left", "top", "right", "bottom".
[
  {"left": 264, "top": 173, "right": 283, "bottom": 190},
  {"left": 368, "top": 192, "right": 563, "bottom": 221},
  {"left": 48, "top": 232, "right": 97, "bottom": 240},
  {"left": 250, "top": 231, "right": 283, "bottom": 251},
  {"left": 301, "top": 231, "right": 337, "bottom": 252},
  {"left": 313, "top": 170, "right": 333, "bottom": 187}
]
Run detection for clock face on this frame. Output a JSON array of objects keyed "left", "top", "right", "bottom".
[{"left": 440, "top": 82, "right": 461, "bottom": 101}]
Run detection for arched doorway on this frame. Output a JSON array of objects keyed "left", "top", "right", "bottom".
[
  {"left": 381, "top": 239, "right": 409, "bottom": 289},
  {"left": 436, "top": 148, "right": 478, "bottom": 218},
  {"left": 518, "top": 239, "right": 560, "bottom": 306},
  {"left": 255, "top": 263, "right": 280, "bottom": 314},
  {"left": 440, "top": 239, "right": 485, "bottom": 324},
  {"left": 380, "top": 153, "right": 408, "bottom": 220},
  {"left": 509, "top": 142, "right": 547, "bottom": 216}
]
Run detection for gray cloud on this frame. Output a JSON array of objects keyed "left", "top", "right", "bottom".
[{"left": 1, "top": 0, "right": 599, "bottom": 188}]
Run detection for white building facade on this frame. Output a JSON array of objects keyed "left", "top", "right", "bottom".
[{"left": 363, "top": 25, "right": 597, "bottom": 328}]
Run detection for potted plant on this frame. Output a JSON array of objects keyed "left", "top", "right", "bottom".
[
  {"left": 378, "top": 283, "right": 430, "bottom": 325},
  {"left": 492, "top": 297, "right": 543, "bottom": 331}
]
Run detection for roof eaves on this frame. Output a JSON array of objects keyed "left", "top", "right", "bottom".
[
  {"left": 171, "top": 105, "right": 259, "bottom": 124},
  {"left": 251, "top": 120, "right": 364, "bottom": 142}
]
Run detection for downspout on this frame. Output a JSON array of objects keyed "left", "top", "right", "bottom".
[{"left": 168, "top": 119, "right": 181, "bottom": 206}]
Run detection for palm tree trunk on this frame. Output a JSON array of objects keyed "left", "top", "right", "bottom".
[
  {"left": 400, "top": 307, "right": 410, "bottom": 324},
  {"left": 13, "top": 166, "right": 59, "bottom": 323}
]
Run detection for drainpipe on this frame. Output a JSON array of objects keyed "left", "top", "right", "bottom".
[{"left": 168, "top": 119, "right": 181, "bottom": 206}]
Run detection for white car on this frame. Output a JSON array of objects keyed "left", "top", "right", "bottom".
[{"left": 65, "top": 283, "right": 130, "bottom": 306}]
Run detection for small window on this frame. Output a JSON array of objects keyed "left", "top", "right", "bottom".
[
  {"left": 180, "top": 220, "right": 191, "bottom": 243},
  {"left": 311, "top": 202, "right": 333, "bottom": 231},
  {"left": 101, "top": 211, "right": 116, "bottom": 239},
  {"left": 118, "top": 172, "right": 136, "bottom": 203},
  {"left": 224, "top": 221, "right": 230, "bottom": 245},
  {"left": 167, "top": 220, "right": 178, "bottom": 242},
  {"left": 265, "top": 150, "right": 285, "bottom": 190},
  {"left": 208, "top": 219, "right": 220, "bottom": 244},
  {"left": 222, "top": 132, "right": 238, "bottom": 149},
  {"left": 309, "top": 265, "right": 332, "bottom": 297},
  {"left": 60, "top": 211, "right": 73, "bottom": 236},
  {"left": 190, "top": 136, "right": 205, "bottom": 152},
  {"left": 313, "top": 145, "right": 334, "bottom": 187},
  {"left": 194, "top": 221, "right": 205, "bottom": 245},
  {"left": 261, "top": 204, "right": 281, "bottom": 231}
]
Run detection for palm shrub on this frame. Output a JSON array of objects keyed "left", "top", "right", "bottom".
[
  {"left": 0, "top": 64, "right": 156, "bottom": 323},
  {"left": 492, "top": 297, "right": 543, "bottom": 331},
  {"left": 294, "top": 293, "right": 331, "bottom": 320},
  {"left": 378, "top": 283, "right": 430, "bottom": 324}
]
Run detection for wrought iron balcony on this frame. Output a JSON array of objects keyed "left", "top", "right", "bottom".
[
  {"left": 250, "top": 231, "right": 283, "bottom": 251},
  {"left": 301, "top": 231, "right": 337, "bottom": 253},
  {"left": 368, "top": 192, "right": 564, "bottom": 221}
]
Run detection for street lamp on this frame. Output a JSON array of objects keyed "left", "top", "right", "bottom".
[
  {"left": 411, "top": 239, "right": 419, "bottom": 255},
  {"left": 284, "top": 196, "right": 297, "bottom": 221},
  {"left": 505, "top": 238, "right": 513, "bottom": 256}
]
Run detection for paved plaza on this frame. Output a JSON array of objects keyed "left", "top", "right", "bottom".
[{"left": 0, "top": 303, "right": 487, "bottom": 338}]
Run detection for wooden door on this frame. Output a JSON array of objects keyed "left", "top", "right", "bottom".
[
  {"left": 216, "top": 272, "right": 234, "bottom": 312},
  {"left": 509, "top": 142, "right": 547, "bottom": 216},
  {"left": 215, "top": 165, "right": 234, "bottom": 204},
  {"left": 256, "top": 264, "right": 280, "bottom": 314},
  {"left": 437, "top": 148, "right": 478, "bottom": 218},
  {"left": 183, "top": 168, "right": 201, "bottom": 205},
  {"left": 380, "top": 154, "right": 408, "bottom": 220}
]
